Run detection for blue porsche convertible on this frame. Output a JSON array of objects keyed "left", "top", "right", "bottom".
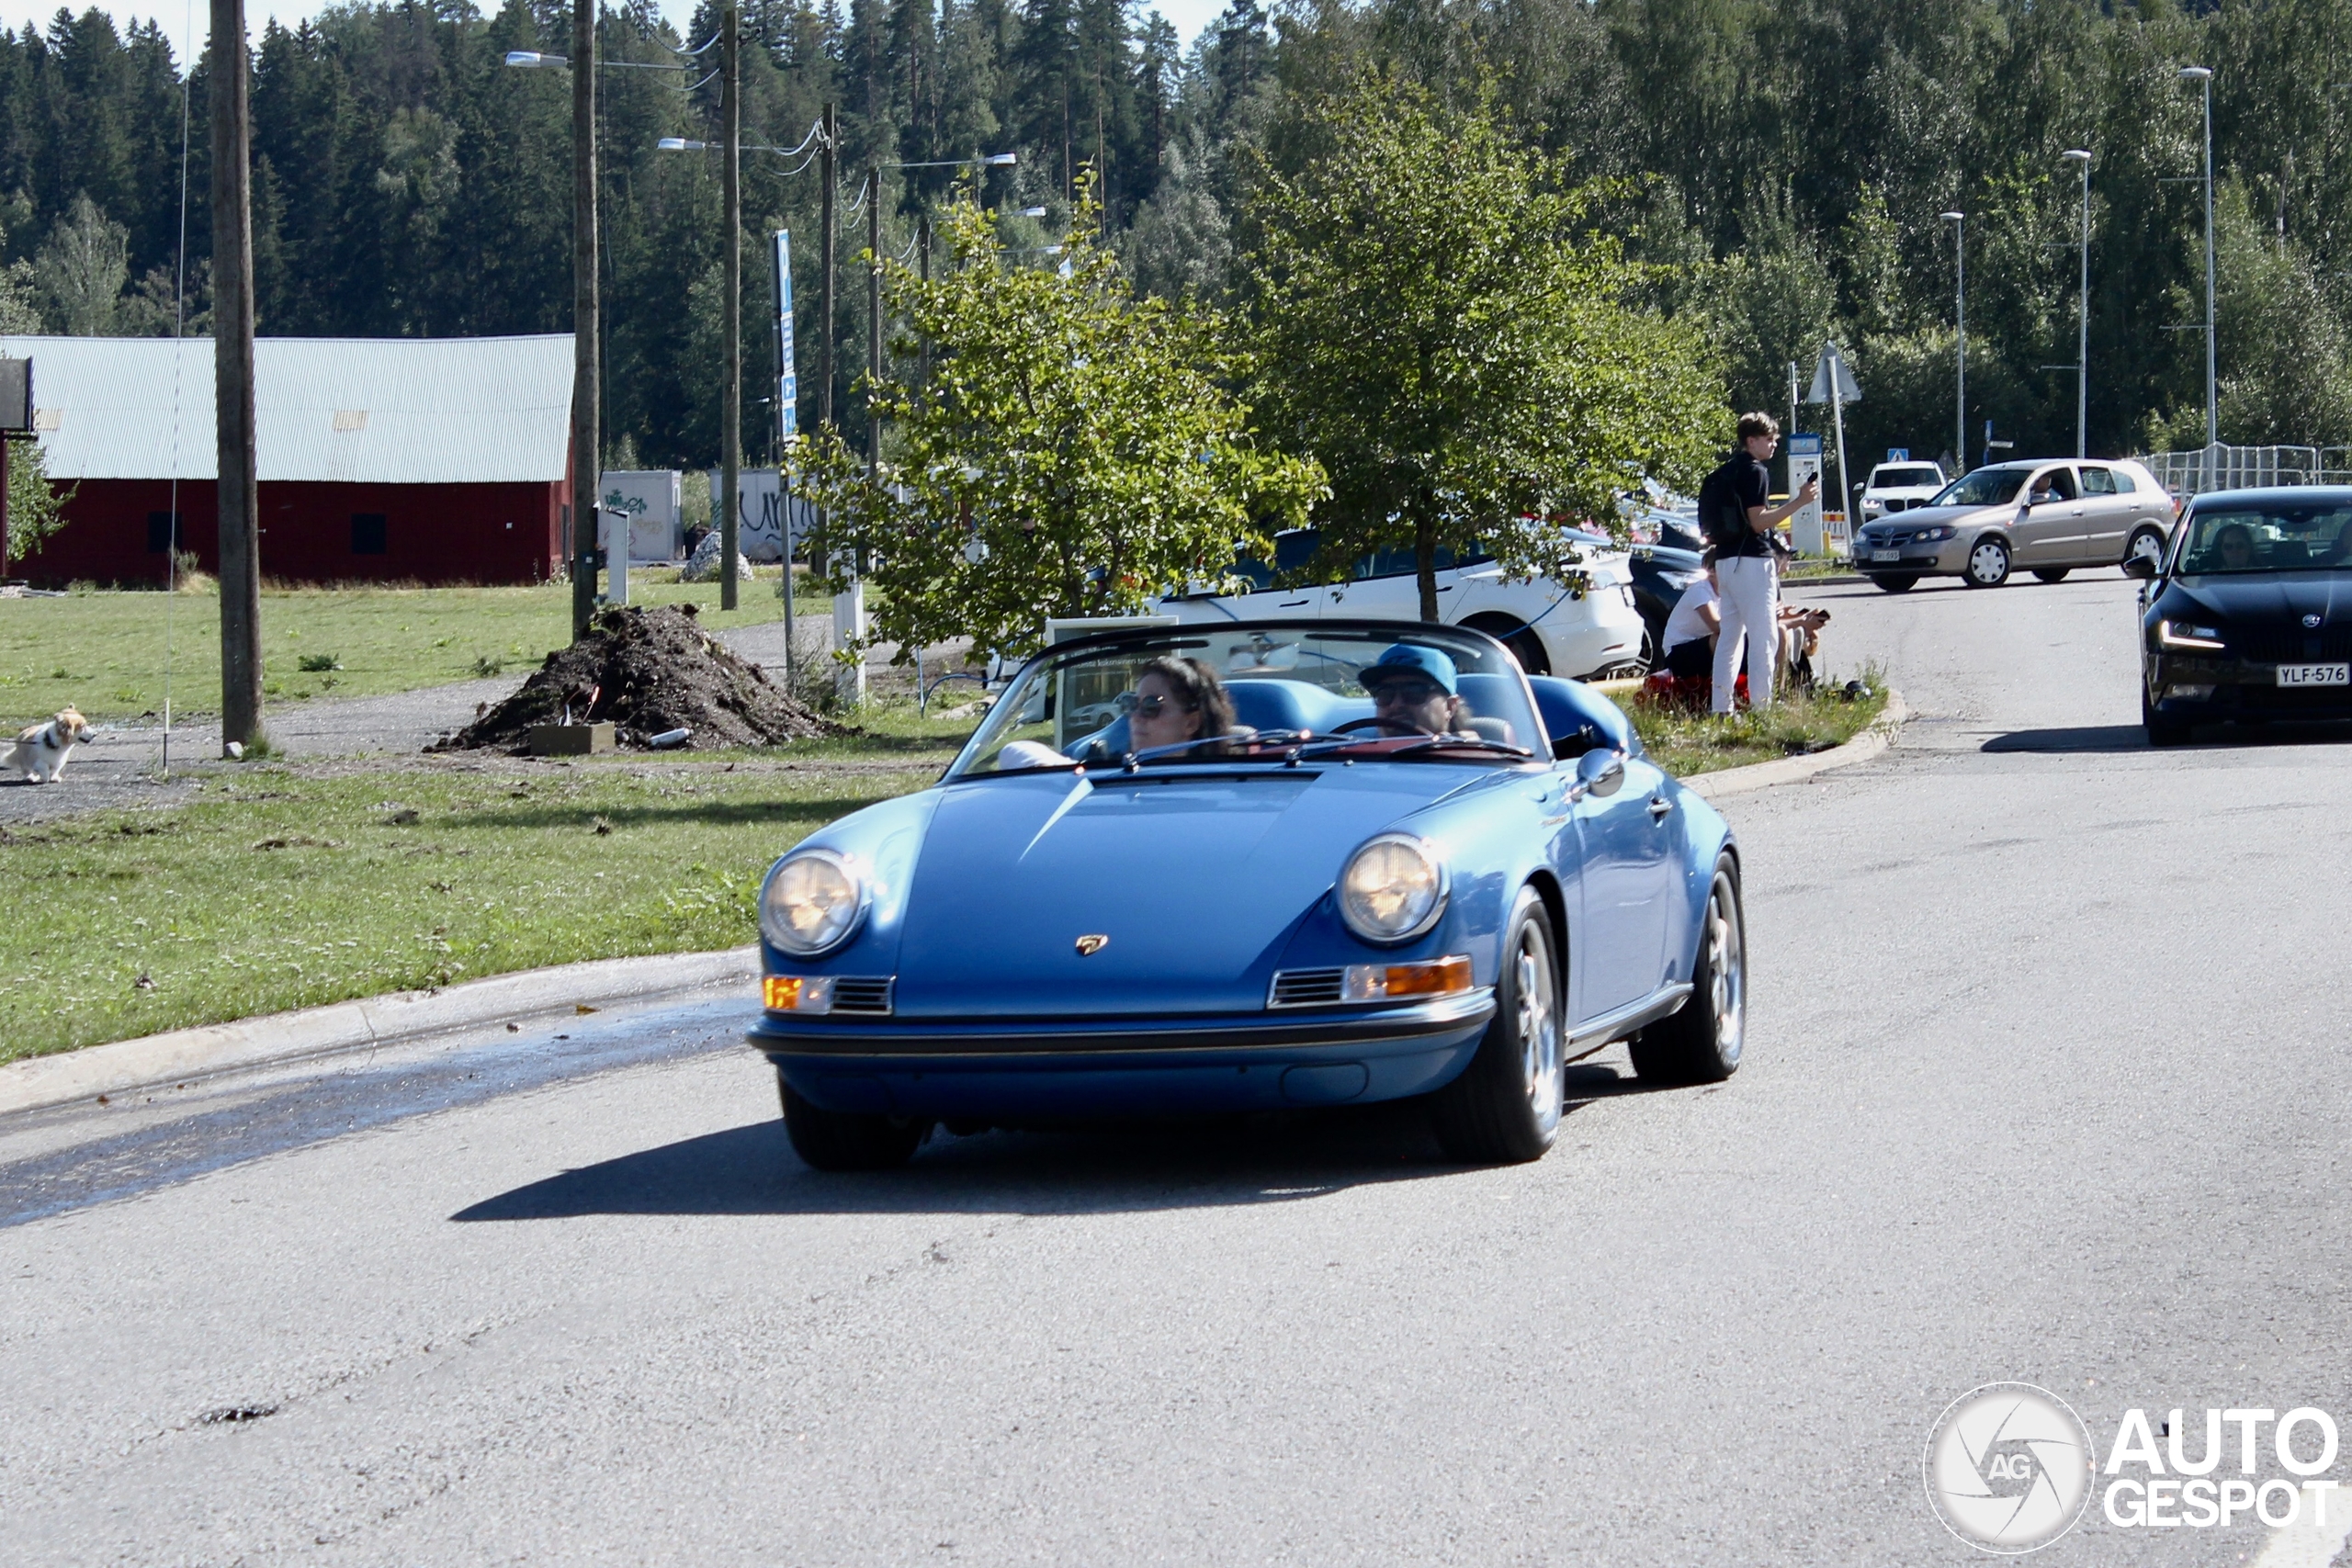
[{"left": 748, "top": 620, "right": 1745, "bottom": 1168}]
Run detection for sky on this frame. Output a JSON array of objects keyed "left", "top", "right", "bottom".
[{"left": 0, "top": 0, "right": 1229, "bottom": 77}]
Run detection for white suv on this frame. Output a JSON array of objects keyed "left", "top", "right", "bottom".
[
  {"left": 1159, "top": 528, "right": 1649, "bottom": 679},
  {"left": 1860, "top": 461, "right": 1950, "bottom": 521}
]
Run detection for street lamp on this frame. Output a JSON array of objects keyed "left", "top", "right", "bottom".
[
  {"left": 2061, "top": 150, "right": 2091, "bottom": 458},
  {"left": 506, "top": 27, "right": 599, "bottom": 639},
  {"left": 1940, "top": 211, "right": 1965, "bottom": 471},
  {"left": 2180, "top": 66, "right": 2217, "bottom": 460}
]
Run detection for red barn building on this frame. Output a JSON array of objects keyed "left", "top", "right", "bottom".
[{"left": 0, "top": 333, "right": 574, "bottom": 585}]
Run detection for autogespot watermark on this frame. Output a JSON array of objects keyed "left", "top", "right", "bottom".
[
  {"left": 1925, "top": 1383, "right": 2095, "bottom": 1552},
  {"left": 1926, "top": 1386, "right": 2350, "bottom": 1552}
]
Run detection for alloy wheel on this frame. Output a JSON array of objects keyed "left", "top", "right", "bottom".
[
  {"left": 1514, "top": 922, "right": 1562, "bottom": 1113},
  {"left": 1704, "top": 875, "right": 1745, "bottom": 1067}
]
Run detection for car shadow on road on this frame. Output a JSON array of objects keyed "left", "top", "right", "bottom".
[
  {"left": 1980, "top": 725, "right": 2150, "bottom": 752},
  {"left": 451, "top": 1063, "right": 1665, "bottom": 1221}
]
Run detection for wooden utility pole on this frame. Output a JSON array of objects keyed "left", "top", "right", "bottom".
[
  {"left": 210, "top": 0, "right": 262, "bottom": 749},
  {"left": 719, "top": 0, "right": 741, "bottom": 610},
  {"left": 819, "top": 104, "right": 835, "bottom": 434},
  {"left": 569, "top": 0, "right": 599, "bottom": 640},
  {"left": 866, "top": 162, "right": 881, "bottom": 478}
]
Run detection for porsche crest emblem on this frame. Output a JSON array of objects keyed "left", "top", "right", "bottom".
[{"left": 1074, "top": 934, "right": 1110, "bottom": 956}]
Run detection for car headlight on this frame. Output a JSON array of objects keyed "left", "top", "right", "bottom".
[
  {"left": 1338, "top": 833, "right": 1449, "bottom": 945},
  {"left": 2157, "top": 619, "right": 2226, "bottom": 651},
  {"left": 761, "top": 848, "right": 867, "bottom": 956},
  {"left": 1911, "top": 525, "right": 1955, "bottom": 543}
]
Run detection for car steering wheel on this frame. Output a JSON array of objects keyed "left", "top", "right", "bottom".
[{"left": 1330, "top": 716, "right": 1438, "bottom": 737}]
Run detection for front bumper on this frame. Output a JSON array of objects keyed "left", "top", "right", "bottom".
[
  {"left": 2147, "top": 654, "right": 2352, "bottom": 723},
  {"left": 1853, "top": 539, "right": 1962, "bottom": 575},
  {"left": 748, "top": 990, "right": 1497, "bottom": 1117}
]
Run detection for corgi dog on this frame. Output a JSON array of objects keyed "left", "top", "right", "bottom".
[{"left": 8, "top": 707, "right": 94, "bottom": 784}]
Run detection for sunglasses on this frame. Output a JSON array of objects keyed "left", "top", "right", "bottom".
[
  {"left": 1369, "top": 680, "right": 1445, "bottom": 704},
  {"left": 1118, "top": 692, "right": 1192, "bottom": 718}
]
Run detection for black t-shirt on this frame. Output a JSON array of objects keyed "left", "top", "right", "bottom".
[{"left": 1721, "top": 452, "right": 1772, "bottom": 558}]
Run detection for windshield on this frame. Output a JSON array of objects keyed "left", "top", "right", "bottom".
[
  {"left": 950, "top": 625, "right": 1544, "bottom": 779},
  {"left": 1874, "top": 467, "right": 1941, "bottom": 489},
  {"left": 1930, "top": 468, "right": 2030, "bottom": 507},
  {"left": 2178, "top": 502, "right": 2352, "bottom": 575}
]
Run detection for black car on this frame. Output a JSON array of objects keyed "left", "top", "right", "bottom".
[{"left": 2128, "top": 486, "right": 2352, "bottom": 746}]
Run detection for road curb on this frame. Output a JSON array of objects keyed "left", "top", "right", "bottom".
[
  {"left": 0, "top": 945, "right": 761, "bottom": 1119},
  {"left": 1680, "top": 687, "right": 1909, "bottom": 800}
]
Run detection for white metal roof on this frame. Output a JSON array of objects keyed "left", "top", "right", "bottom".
[{"left": 0, "top": 334, "right": 574, "bottom": 484}]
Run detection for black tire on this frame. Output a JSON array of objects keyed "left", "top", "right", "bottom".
[
  {"left": 1630, "top": 857, "right": 1746, "bottom": 1085},
  {"left": 779, "top": 1075, "right": 929, "bottom": 1170},
  {"left": 2031, "top": 567, "right": 2070, "bottom": 583},
  {"left": 2125, "top": 526, "right": 2166, "bottom": 574},
  {"left": 1429, "top": 887, "right": 1564, "bottom": 1164},
  {"left": 1871, "top": 574, "right": 1918, "bottom": 593},
  {"left": 2142, "top": 688, "right": 2192, "bottom": 749},
  {"left": 1963, "top": 536, "right": 2011, "bottom": 588},
  {"left": 1463, "top": 615, "right": 1551, "bottom": 676}
]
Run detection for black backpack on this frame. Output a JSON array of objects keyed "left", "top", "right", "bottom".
[{"left": 1696, "top": 457, "right": 1750, "bottom": 549}]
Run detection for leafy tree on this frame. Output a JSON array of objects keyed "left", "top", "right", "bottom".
[
  {"left": 3, "top": 436, "right": 72, "bottom": 570},
  {"left": 1238, "top": 75, "right": 1724, "bottom": 621},
  {"left": 35, "top": 194, "right": 130, "bottom": 333},
  {"left": 794, "top": 181, "right": 1323, "bottom": 660}
]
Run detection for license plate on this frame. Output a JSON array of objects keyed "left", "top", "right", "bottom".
[
  {"left": 2277, "top": 662, "right": 2350, "bottom": 687},
  {"left": 1870, "top": 548, "right": 1900, "bottom": 563}
]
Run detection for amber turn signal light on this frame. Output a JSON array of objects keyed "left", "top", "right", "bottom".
[
  {"left": 763, "top": 975, "right": 837, "bottom": 1013},
  {"left": 1342, "top": 954, "right": 1473, "bottom": 1002}
]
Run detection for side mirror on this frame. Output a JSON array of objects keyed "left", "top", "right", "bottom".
[
  {"left": 1574, "top": 748, "right": 1626, "bottom": 800},
  {"left": 2122, "top": 554, "right": 2158, "bottom": 581}
]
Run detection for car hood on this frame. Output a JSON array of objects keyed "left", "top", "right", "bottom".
[
  {"left": 1861, "top": 502, "right": 2007, "bottom": 532},
  {"left": 2162, "top": 572, "right": 2352, "bottom": 624},
  {"left": 892, "top": 765, "right": 1488, "bottom": 1018}
]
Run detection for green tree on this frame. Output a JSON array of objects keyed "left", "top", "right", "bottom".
[
  {"left": 1238, "top": 75, "right": 1725, "bottom": 621},
  {"left": 794, "top": 183, "right": 1323, "bottom": 660},
  {"left": 35, "top": 194, "right": 130, "bottom": 334},
  {"left": 3, "top": 437, "right": 72, "bottom": 570}
]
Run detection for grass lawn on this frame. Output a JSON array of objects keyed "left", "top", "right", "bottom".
[
  {"left": 0, "top": 756, "right": 941, "bottom": 1063},
  {"left": 1631, "top": 680, "right": 1888, "bottom": 776},
  {"left": 0, "top": 575, "right": 838, "bottom": 726}
]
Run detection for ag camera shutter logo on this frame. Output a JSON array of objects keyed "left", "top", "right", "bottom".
[{"left": 1924, "top": 1382, "right": 2095, "bottom": 1553}]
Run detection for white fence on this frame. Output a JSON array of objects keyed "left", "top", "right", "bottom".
[{"left": 2136, "top": 445, "right": 2352, "bottom": 500}]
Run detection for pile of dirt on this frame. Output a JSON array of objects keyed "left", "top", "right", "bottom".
[{"left": 429, "top": 603, "right": 843, "bottom": 752}]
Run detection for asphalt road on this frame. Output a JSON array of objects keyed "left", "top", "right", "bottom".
[{"left": 6, "top": 566, "right": 2351, "bottom": 1566}]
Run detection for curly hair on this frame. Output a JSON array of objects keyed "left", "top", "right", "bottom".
[{"left": 1736, "top": 411, "right": 1781, "bottom": 444}]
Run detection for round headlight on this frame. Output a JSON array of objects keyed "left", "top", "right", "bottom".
[
  {"left": 761, "top": 848, "right": 867, "bottom": 956},
  {"left": 1338, "top": 833, "right": 1448, "bottom": 944}
]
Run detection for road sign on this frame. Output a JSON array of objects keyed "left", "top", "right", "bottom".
[
  {"left": 1887, "top": 447, "right": 1909, "bottom": 463},
  {"left": 1806, "top": 343, "right": 1861, "bottom": 405},
  {"left": 772, "top": 231, "right": 797, "bottom": 441}
]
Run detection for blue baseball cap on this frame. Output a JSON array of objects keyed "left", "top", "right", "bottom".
[{"left": 1363, "top": 643, "right": 1459, "bottom": 694}]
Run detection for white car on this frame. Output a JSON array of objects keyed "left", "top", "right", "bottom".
[
  {"left": 1160, "top": 528, "right": 1650, "bottom": 679},
  {"left": 1860, "top": 461, "right": 1950, "bottom": 522}
]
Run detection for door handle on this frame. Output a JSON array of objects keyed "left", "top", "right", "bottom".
[
  {"left": 1278, "top": 598, "right": 1312, "bottom": 607},
  {"left": 1647, "top": 795, "right": 1673, "bottom": 820}
]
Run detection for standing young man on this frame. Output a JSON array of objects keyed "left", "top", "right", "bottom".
[{"left": 1702, "top": 412, "right": 1817, "bottom": 715}]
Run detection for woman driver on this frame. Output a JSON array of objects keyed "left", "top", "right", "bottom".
[
  {"left": 1125, "top": 656, "right": 1238, "bottom": 758},
  {"left": 2212, "top": 522, "right": 2256, "bottom": 570}
]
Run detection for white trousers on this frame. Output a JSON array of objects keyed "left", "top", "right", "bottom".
[{"left": 1712, "top": 553, "right": 1779, "bottom": 713}]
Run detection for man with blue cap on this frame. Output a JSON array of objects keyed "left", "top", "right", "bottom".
[{"left": 1360, "top": 643, "right": 1470, "bottom": 736}]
